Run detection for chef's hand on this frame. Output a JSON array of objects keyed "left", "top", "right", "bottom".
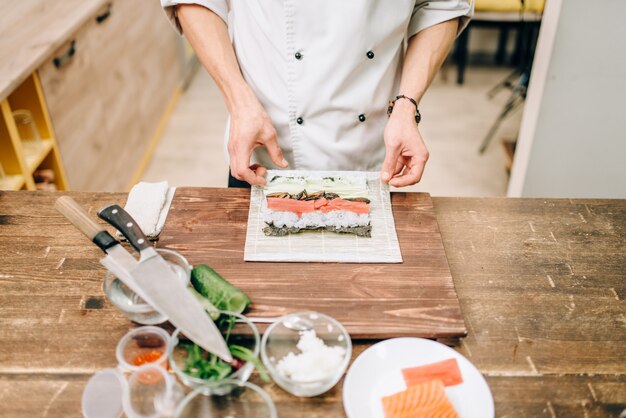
[
  {"left": 228, "top": 90, "right": 288, "bottom": 186},
  {"left": 380, "top": 99, "right": 429, "bottom": 187}
]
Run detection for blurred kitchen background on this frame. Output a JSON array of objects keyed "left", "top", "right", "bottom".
[{"left": 1, "top": 0, "right": 624, "bottom": 198}]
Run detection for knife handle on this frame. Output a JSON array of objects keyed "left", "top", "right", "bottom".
[
  {"left": 55, "top": 196, "right": 118, "bottom": 252},
  {"left": 97, "top": 204, "right": 150, "bottom": 253}
]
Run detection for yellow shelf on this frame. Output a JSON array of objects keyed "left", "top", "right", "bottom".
[
  {"left": 1, "top": 73, "right": 68, "bottom": 191},
  {"left": 0, "top": 174, "right": 25, "bottom": 191},
  {"left": 24, "top": 138, "right": 53, "bottom": 173}
]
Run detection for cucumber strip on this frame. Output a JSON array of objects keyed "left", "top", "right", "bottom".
[
  {"left": 230, "top": 344, "right": 270, "bottom": 382},
  {"left": 191, "top": 265, "right": 251, "bottom": 314}
]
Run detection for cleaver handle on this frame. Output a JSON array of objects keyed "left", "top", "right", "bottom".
[
  {"left": 98, "top": 204, "right": 151, "bottom": 253},
  {"left": 55, "top": 196, "right": 118, "bottom": 252}
]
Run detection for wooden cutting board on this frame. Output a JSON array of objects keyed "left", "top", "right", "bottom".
[{"left": 158, "top": 187, "right": 466, "bottom": 343}]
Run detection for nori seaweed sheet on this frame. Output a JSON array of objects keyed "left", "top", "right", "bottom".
[{"left": 263, "top": 223, "right": 372, "bottom": 238}]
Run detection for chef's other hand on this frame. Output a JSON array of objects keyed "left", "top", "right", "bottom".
[
  {"left": 228, "top": 90, "right": 288, "bottom": 186},
  {"left": 381, "top": 99, "right": 429, "bottom": 187}
]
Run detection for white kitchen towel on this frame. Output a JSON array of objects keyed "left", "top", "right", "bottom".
[{"left": 121, "top": 181, "right": 176, "bottom": 239}]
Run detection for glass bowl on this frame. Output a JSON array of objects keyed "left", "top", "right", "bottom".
[
  {"left": 174, "top": 379, "right": 277, "bottom": 418},
  {"left": 168, "top": 312, "right": 261, "bottom": 392},
  {"left": 103, "top": 248, "right": 191, "bottom": 325},
  {"left": 116, "top": 326, "right": 172, "bottom": 373},
  {"left": 260, "top": 311, "right": 352, "bottom": 397}
]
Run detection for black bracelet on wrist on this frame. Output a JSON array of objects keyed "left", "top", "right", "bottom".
[{"left": 387, "top": 94, "right": 421, "bottom": 124}]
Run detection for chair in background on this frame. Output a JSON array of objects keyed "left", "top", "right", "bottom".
[
  {"left": 454, "top": 0, "right": 545, "bottom": 85},
  {"left": 452, "top": 0, "right": 545, "bottom": 155}
]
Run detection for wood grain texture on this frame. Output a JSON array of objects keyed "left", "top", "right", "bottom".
[
  {"left": 158, "top": 188, "right": 467, "bottom": 341},
  {"left": 0, "top": 0, "right": 109, "bottom": 101},
  {"left": 0, "top": 190, "right": 624, "bottom": 417},
  {"left": 434, "top": 197, "right": 626, "bottom": 377}
]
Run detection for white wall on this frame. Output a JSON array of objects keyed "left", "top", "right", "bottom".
[{"left": 508, "top": 0, "right": 626, "bottom": 198}]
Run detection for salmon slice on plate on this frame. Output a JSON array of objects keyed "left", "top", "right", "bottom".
[
  {"left": 381, "top": 379, "right": 459, "bottom": 418},
  {"left": 402, "top": 358, "right": 464, "bottom": 388}
]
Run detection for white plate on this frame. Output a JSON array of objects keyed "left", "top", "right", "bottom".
[{"left": 343, "top": 338, "right": 494, "bottom": 418}]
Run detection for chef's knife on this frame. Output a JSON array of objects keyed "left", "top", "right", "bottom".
[
  {"left": 54, "top": 196, "right": 146, "bottom": 299},
  {"left": 97, "top": 204, "right": 232, "bottom": 363}
]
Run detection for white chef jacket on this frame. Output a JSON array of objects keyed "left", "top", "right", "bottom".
[{"left": 161, "top": 0, "right": 473, "bottom": 171}]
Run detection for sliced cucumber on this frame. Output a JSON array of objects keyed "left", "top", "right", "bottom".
[{"left": 191, "top": 265, "right": 251, "bottom": 314}]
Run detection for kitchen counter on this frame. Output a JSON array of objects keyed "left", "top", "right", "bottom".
[
  {"left": 0, "top": 190, "right": 624, "bottom": 416},
  {"left": 0, "top": 0, "right": 109, "bottom": 101}
]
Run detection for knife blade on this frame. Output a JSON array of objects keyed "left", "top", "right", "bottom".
[
  {"left": 97, "top": 204, "right": 232, "bottom": 363},
  {"left": 54, "top": 196, "right": 146, "bottom": 299}
]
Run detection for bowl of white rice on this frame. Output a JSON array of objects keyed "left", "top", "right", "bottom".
[{"left": 260, "top": 311, "right": 352, "bottom": 397}]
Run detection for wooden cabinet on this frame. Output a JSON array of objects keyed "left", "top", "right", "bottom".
[
  {"left": 37, "top": 12, "right": 106, "bottom": 191},
  {"left": 37, "top": 0, "right": 182, "bottom": 191}
]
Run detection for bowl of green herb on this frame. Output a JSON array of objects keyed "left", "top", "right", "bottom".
[{"left": 168, "top": 311, "right": 267, "bottom": 392}]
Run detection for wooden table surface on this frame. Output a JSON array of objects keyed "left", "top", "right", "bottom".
[{"left": 0, "top": 190, "right": 624, "bottom": 417}]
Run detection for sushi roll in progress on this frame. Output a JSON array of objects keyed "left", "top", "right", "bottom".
[{"left": 262, "top": 175, "right": 372, "bottom": 237}]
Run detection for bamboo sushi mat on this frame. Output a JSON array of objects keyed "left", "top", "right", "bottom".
[{"left": 244, "top": 170, "right": 403, "bottom": 263}]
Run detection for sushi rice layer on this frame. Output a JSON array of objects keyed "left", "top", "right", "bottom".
[{"left": 263, "top": 209, "right": 370, "bottom": 229}]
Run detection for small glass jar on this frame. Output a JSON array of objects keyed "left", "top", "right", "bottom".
[
  {"left": 116, "top": 326, "right": 172, "bottom": 373},
  {"left": 103, "top": 248, "right": 191, "bottom": 325},
  {"left": 12, "top": 109, "right": 42, "bottom": 152},
  {"left": 124, "top": 364, "right": 183, "bottom": 418}
]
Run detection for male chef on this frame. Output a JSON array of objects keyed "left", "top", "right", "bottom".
[{"left": 161, "top": 1, "right": 473, "bottom": 187}]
